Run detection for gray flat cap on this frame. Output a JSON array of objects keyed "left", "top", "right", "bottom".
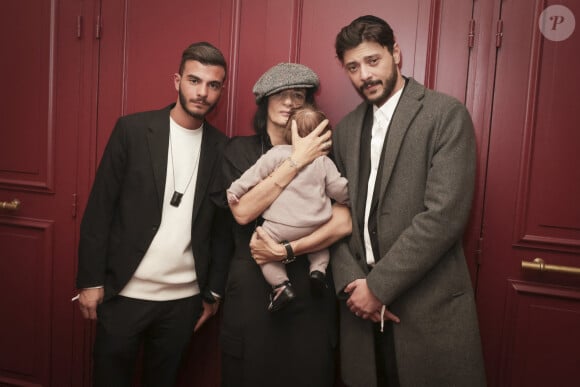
[{"left": 253, "top": 63, "right": 319, "bottom": 103}]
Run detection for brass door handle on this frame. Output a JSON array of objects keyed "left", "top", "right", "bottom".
[
  {"left": 522, "top": 258, "right": 580, "bottom": 275},
  {"left": 0, "top": 199, "right": 21, "bottom": 210}
]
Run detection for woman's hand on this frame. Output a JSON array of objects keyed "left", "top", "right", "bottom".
[
  {"left": 249, "top": 204, "right": 352, "bottom": 265},
  {"left": 290, "top": 119, "right": 332, "bottom": 168},
  {"left": 250, "top": 226, "right": 286, "bottom": 265}
]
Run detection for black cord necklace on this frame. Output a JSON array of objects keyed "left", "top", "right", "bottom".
[{"left": 169, "top": 130, "right": 201, "bottom": 207}]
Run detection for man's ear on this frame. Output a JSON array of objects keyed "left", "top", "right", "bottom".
[
  {"left": 393, "top": 43, "right": 401, "bottom": 65},
  {"left": 173, "top": 73, "right": 180, "bottom": 91}
]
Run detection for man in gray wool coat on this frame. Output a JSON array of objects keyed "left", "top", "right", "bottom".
[{"left": 330, "top": 15, "right": 487, "bottom": 387}]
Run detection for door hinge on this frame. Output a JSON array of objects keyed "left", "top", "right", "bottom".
[
  {"left": 95, "top": 14, "right": 102, "bottom": 39},
  {"left": 77, "top": 15, "right": 82, "bottom": 39},
  {"left": 496, "top": 19, "right": 504, "bottom": 47},
  {"left": 72, "top": 193, "right": 78, "bottom": 218},
  {"left": 468, "top": 19, "right": 475, "bottom": 48}
]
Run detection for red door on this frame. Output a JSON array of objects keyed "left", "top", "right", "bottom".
[
  {"left": 476, "top": 1, "right": 580, "bottom": 386},
  {"left": 0, "top": 0, "right": 94, "bottom": 386}
]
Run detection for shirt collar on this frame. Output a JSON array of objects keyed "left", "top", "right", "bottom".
[{"left": 373, "top": 85, "right": 404, "bottom": 125}]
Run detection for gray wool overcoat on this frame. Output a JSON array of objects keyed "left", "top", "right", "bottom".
[{"left": 331, "top": 78, "right": 487, "bottom": 387}]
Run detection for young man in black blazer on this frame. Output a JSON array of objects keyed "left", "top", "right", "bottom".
[{"left": 76, "top": 42, "right": 231, "bottom": 387}]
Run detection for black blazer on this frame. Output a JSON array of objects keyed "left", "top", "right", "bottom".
[{"left": 77, "top": 104, "right": 231, "bottom": 301}]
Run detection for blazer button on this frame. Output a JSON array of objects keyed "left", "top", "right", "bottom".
[{"left": 152, "top": 226, "right": 158, "bottom": 232}]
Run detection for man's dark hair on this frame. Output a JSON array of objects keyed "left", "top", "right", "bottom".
[
  {"left": 335, "top": 15, "right": 395, "bottom": 61},
  {"left": 252, "top": 90, "right": 316, "bottom": 136},
  {"left": 179, "top": 42, "right": 227, "bottom": 77}
]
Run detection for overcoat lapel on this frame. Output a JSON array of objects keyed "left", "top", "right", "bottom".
[
  {"left": 342, "top": 103, "right": 371, "bottom": 261},
  {"left": 146, "top": 108, "right": 171, "bottom": 210},
  {"left": 344, "top": 104, "right": 367, "bottom": 209},
  {"left": 376, "top": 80, "right": 423, "bottom": 204}
]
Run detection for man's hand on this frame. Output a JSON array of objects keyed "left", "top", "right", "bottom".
[
  {"left": 368, "top": 306, "right": 401, "bottom": 324},
  {"left": 250, "top": 226, "right": 286, "bottom": 265},
  {"left": 194, "top": 300, "right": 220, "bottom": 332},
  {"left": 344, "top": 279, "right": 400, "bottom": 323},
  {"left": 78, "top": 287, "right": 104, "bottom": 320}
]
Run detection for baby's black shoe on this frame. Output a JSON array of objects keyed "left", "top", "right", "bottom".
[{"left": 268, "top": 281, "right": 295, "bottom": 312}]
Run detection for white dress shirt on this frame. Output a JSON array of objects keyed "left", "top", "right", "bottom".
[{"left": 364, "top": 87, "right": 404, "bottom": 266}]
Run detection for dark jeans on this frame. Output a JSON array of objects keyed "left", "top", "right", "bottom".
[{"left": 93, "top": 295, "right": 202, "bottom": 387}]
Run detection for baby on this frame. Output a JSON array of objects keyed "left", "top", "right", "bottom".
[{"left": 227, "top": 105, "right": 349, "bottom": 312}]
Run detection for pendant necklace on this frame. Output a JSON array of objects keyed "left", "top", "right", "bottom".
[{"left": 169, "top": 131, "right": 201, "bottom": 207}]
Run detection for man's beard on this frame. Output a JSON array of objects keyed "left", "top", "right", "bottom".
[
  {"left": 178, "top": 87, "right": 216, "bottom": 120},
  {"left": 358, "top": 60, "right": 398, "bottom": 106}
]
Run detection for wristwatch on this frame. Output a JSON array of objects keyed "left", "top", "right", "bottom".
[
  {"left": 202, "top": 290, "right": 222, "bottom": 304},
  {"left": 280, "top": 240, "right": 296, "bottom": 264}
]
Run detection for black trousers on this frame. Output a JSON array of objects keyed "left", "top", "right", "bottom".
[
  {"left": 93, "top": 295, "right": 202, "bottom": 387},
  {"left": 374, "top": 321, "right": 400, "bottom": 387}
]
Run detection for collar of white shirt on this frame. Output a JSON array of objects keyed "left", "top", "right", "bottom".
[{"left": 372, "top": 86, "right": 404, "bottom": 136}]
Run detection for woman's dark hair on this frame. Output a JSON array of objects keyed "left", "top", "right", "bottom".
[
  {"left": 335, "top": 15, "right": 395, "bottom": 61},
  {"left": 179, "top": 42, "right": 227, "bottom": 77},
  {"left": 252, "top": 89, "right": 317, "bottom": 136}
]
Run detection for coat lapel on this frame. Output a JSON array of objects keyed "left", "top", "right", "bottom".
[
  {"left": 376, "top": 79, "right": 424, "bottom": 203},
  {"left": 146, "top": 106, "right": 172, "bottom": 210},
  {"left": 343, "top": 103, "right": 369, "bottom": 213},
  {"left": 191, "top": 125, "right": 219, "bottom": 223},
  {"left": 341, "top": 103, "right": 371, "bottom": 261}
]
